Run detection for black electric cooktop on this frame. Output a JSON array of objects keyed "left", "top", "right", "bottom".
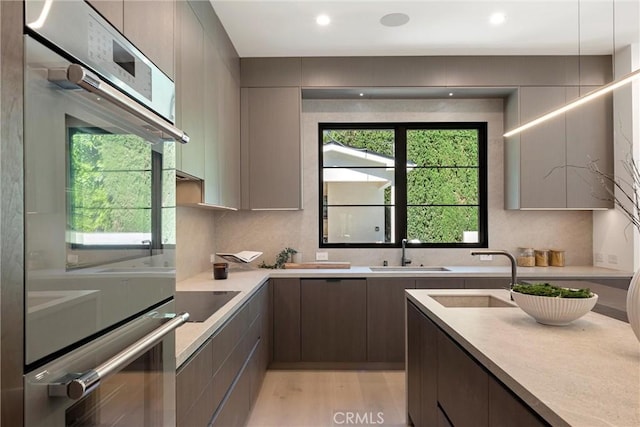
[{"left": 175, "top": 291, "right": 240, "bottom": 322}]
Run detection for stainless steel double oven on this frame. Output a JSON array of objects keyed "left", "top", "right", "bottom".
[{"left": 23, "top": 1, "right": 188, "bottom": 425}]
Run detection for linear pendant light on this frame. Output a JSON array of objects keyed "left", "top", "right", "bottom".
[{"left": 504, "top": 67, "right": 640, "bottom": 138}]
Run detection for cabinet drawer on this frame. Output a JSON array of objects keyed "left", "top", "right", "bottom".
[{"left": 176, "top": 338, "right": 213, "bottom": 425}]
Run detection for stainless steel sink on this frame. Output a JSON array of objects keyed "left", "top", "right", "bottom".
[
  {"left": 370, "top": 266, "right": 450, "bottom": 272},
  {"left": 431, "top": 295, "right": 515, "bottom": 308}
]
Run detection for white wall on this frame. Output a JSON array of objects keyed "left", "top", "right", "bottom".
[
  {"left": 214, "top": 99, "right": 593, "bottom": 268},
  {"left": 176, "top": 206, "right": 217, "bottom": 281}
]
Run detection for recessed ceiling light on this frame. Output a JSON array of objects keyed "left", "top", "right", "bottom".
[
  {"left": 449, "top": 92, "right": 454, "bottom": 97},
  {"left": 380, "top": 13, "right": 410, "bottom": 27},
  {"left": 316, "top": 14, "right": 331, "bottom": 26},
  {"left": 489, "top": 12, "right": 506, "bottom": 26},
  {"left": 359, "top": 93, "right": 364, "bottom": 97}
]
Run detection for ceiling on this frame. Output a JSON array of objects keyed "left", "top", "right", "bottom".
[{"left": 210, "top": 0, "right": 639, "bottom": 58}]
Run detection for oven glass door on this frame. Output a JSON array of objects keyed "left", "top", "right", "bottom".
[
  {"left": 24, "top": 301, "right": 177, "bottom": 427},
  {"left": 24, "top": 36, "right": 176, "bottom": 366},
  {"left": 65, "top": 343, "right": 166, "bottom": 427}
]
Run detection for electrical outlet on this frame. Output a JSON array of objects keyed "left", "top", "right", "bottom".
[
  {"left": 479, "top": 254, "right": 493, "bottom": 261},
  {"left": 608, "top": 254, "right": 618, "bottom": 265},
  {"left": 595, "top": 253, "right": 604, "bottom": 263},
  {"left": 316, "top": 252, "right": 329, "bottom": 261},
  {"left": 210, "top": 254, "right": 216, "bottom": 263}
]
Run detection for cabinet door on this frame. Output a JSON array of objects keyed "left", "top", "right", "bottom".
[
  {"left": 301, "top": 279, "right": 367, "bottom": 362},
  {"left": 415, "top": 278, "right": 464, "bottom": 289},
  {"left": 218, "top": 64, "right": 241, "bottom": 208},
  {"left": 86, "top": 0, "right": 123, "bottom": 31},
  {"left": 489, "top": 377, "right": 548, "bottom": 427},
  {"left": 519, "top": 87, "right": 567, "bottom": 208},
  {"left": 175, "top": 1, "right": 204, "bottom": 179},
  {"left": 202, "top": 31, "right": 221, "bottom": 204},
  {"left": 406, "top": 301, "right": 438, "bottom": 427},
  {"left": 123, "top": 0, "right": 174, "bottom": 79},
  {"left": 272, "top": 278, "right": 301, "bottom": 362},
  {"left": 242, "top": 87, "right": 301, "bottom": 210},
  {"left": 464, "top": 277, "right": 511, "bottom": 289},
  {"left": 367, "top": 278, "right": 414, "bottom": 363},
  {"left": 566, "top": 86, "right": 613, "bottom": 209},
  {"left": 437, "top": 331, "right": 489, "bottom": 427},
  {"left": 406, "top": 302, "right": 422, "bottom": 427}
]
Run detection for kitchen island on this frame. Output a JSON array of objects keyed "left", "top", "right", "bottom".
[{"left": 406, "top": 289, "right": 640, "bottom": 427}]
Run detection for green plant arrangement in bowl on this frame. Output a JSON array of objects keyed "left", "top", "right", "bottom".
[{"left": 511, "top": 283, "right": 598, "bottom": 326}]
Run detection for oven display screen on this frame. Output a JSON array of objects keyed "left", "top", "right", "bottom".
[{"left": 112, "top": 40, "right": 135, "bottom": 77}]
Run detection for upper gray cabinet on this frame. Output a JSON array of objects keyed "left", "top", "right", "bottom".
[
  {"left": 86, "top": 0, "right": 123, "bottom": 31},
  {"left": 241, "top": 87, "right": 302, "bottom": 210},
  {"left": 86, "top": 0, "right": 174, "bottom": 79},
  {"left": 175, "top": 1, "right": 204, "bottom": 180},
  {"left": 174, "top": 0, "right": 240, "bottom": 209},
  {"left": 123, "top": 0, "right": 175, "bottom": 79},
  {"left": 504, "top": 85, "right": 613, "bottom": 210}
]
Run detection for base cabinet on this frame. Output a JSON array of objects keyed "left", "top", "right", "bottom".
[
  {"left": 407, "top": 300, "right": 548, "bottom": 427},
  {"left": 367, "top": 278, "right": 415, "bottom": 363},
  {"left": 176, "top": 283, "right": 270, "bottom": 427},
  {"left": 272, "top": 278, "right": 301, "bottom": 363},
  {"left": 301, "top": 279, "right": 367, "bottom": 362}
]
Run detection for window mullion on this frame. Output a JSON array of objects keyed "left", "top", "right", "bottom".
[{"left": 395, "top": 126, "right": 407, "bottom": 245}]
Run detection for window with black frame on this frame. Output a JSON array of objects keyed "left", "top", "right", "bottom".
[{"left": 319, "top": 123, "right": 487, "bottom": 248}]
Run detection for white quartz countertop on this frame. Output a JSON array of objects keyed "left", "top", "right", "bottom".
[
  {"left": 406, "top": 289, "right": 640, "bottom": 427},
  {"left": 270, "top": 265, "right": 632, "bottom": 279},
  {"left": 175, "top": 269, "right": 269, "bottom": 367},
  {"left": 175, "top": 264, "right": 632, "bottom": 367}
]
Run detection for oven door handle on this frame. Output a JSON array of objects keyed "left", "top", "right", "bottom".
[
  {"left": 48, "top": 64, "right": 190, "bottom": 144},
  {"left": 49, "top": 312, "right": 189, "bottom": 400}
]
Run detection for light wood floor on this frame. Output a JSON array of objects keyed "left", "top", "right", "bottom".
[{"left": 246, "top": 370, "right": 406, "bottom": 427}]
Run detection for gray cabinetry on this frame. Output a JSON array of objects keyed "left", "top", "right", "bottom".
[
  {"left": 416, "top": 277, "right": 464, "bottom": 289},
  {"left": 464, "top": 277, "right": 511, "bottom": 289},
  {"left": 176, "top": 283, "right": 269, "bottom": 427},
  {"left": 123, "top": 0, "right": 174, "bottom": 79},
  {"left": 86, "top": 0, "right": 123, "bottom": 31},
  {"left": 300, "top": 278, "right": 367, "bottom": 362},
  {"left": 175, "top": 0, "right": 204, "bottom": 179},
  {"left": 565, "top": 86, "right": 613, "bottom": 208},
  {"left": 406, "top": 300, "right": 548, "bottom": 427},
  {"left": 174, "top": 1, "right": 240, "bottom": 208},
  {"left": 241, "top": 87, "right": 301, "bottom": 210},
  {"left": 437, "top": 329, "right": 489, "bottom": 427},
  {"left": 407, "top": 301, "right": 438, "bottom": 427},
  {"left": 518, "top": 86, "right": 567, "bottom": 209},
  {"left": 272, "top": 278, "right": 301, "bottom": 363},
  {"left": 505, "top": 85, "right": 613, "bottom": 209},
  {"left": 367, "top": 278, "right": 415, "bottom": 363}
]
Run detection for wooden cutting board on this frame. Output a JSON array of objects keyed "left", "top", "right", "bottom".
[{"left": 283, "top": 262, "right": 351, "bottom": 269}]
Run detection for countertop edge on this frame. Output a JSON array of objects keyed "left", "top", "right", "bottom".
[
  {"left": 405, "top": 289, "right": 640, "bottom": 427},
  {"left": 175, "top": 265, "right": 633, "bottom": 368}
]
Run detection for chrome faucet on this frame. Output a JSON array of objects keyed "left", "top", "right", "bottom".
[
  {"left": 470, "top": 250, "right": 518, "bottom": 290},
  {"left": 401, "top": 239, "right": 412, "bottom": 266}
]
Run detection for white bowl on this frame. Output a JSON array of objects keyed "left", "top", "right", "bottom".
[{"left": 511, "top": 291, "right": 598, "bottom": 326}]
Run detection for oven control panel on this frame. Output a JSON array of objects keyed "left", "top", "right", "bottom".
[
  {"left": 25, "top": 0, "right": 175, "bottom": 123},
  {"left": 87, "top": 15, "right": 152, "bottom": 101}
]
